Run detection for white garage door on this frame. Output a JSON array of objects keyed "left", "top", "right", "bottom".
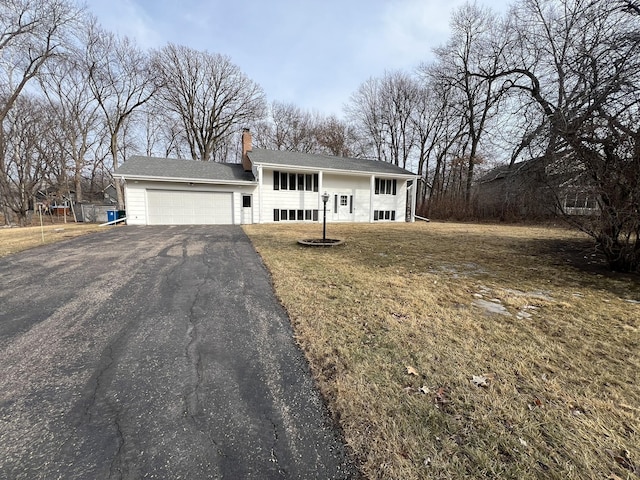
[{"left": 146, "top": 190, "right": 233, "bottom": 225}]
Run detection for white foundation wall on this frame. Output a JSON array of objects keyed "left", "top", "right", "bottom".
[{"left": 124, "top": 181, "right": 257, "bottom": 225}]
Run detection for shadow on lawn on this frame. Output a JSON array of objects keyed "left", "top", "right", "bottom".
[{"left": 525, "top": 236, "right": 640, "bottom": 295}]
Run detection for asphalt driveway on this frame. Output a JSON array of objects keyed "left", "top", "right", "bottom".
[{"left": 0, "top": 226, "right": 356, "bottom": 479}]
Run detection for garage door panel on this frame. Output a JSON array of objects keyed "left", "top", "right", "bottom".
[{"left": 147, "top": 190, "right": 233, "bottom": 225}]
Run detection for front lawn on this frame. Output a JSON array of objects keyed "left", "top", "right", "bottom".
[
  {"left": 244, "top": 222, "right": 639, "bottom": 480},
  {"left": 0, "top": 223, "right": 106, "bottom": 257}
]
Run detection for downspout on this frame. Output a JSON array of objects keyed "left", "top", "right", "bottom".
[
  {"left": 318, "top": 171, "right": 324, "bottom": 220},
  {"left": 369, "top": 175, "right": 375, "bottom": 222},
  {"left": 257, "top": 165, "right": 263, "bottom": 224},
  {"left": 410, "top": 178, "right": 417, "bottom": 222}
]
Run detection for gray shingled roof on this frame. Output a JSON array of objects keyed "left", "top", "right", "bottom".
[
  {"left": 247, "top": 148, "right": 416, "bottom": 176},
  {"left": 116, "top": 150, "right": 417, "bottom": 184},
  {"left": 115, "top": 156, "right": 255, "bottom": 183}
]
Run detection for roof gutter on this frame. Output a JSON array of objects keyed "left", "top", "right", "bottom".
[
  {"left": 114, "top": 174, "right": 258, "bottom": 185},
  {"left": 251, "top": 162, "right": 418, "bottom": 179}
]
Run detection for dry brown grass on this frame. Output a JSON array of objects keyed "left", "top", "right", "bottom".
[
  {"left": 244, "top": 222, "right": 640, "bottom": 480},
  {"left": 0, "top": 223, "right": 107, "bottom": 257}
]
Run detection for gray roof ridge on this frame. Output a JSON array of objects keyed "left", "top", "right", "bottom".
[{"left": 247, "top": 148, "right": 416, "bottom": 176}]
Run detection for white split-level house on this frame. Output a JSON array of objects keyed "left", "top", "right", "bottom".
[{"left": 114, "top": 130, "right": 418, "bottom": 226}]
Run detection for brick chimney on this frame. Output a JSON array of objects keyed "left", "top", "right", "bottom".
[{"left": 242, "top": 128, "right": 252, "bottom": 171}]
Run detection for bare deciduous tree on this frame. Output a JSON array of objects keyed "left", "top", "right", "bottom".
[
  {"left": 40, "top": 55, "right": 102, "bottom": 203},
  {"left": 434, "top": 2, "right": 507, "bottom": 208},
  {"left": 486, "top": 0, "right": 640, "bottom": 271},
  {"left": 315, "top": 115, "right": 359, "bottom": 158},
  {"left": 83, "top": 20, "right": 156, "bottom": 209},
  {"left": 256, "top": 101, "right": 317, "bottom": 152},
  {"left": 345, "top": 77, "right": 386, "bottom": 161},
  {"left": 0, "top": 0, "right": 83, "bottom": 123},
  {"left": 346, "top": 71, "right": 419, "bottom": 168},
  {"left": 152, "top": 44, "right": 266, "bottom": 162},
  {"left": 0, "top": 0, "right": 84, "bottom": 223},
  {"left": 0, "top": 95, "right": 54, "bottom": 225}
]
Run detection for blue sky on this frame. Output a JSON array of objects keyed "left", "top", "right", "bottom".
[{"left": 84, "top": 0, "right": 513, "bottom": 118}]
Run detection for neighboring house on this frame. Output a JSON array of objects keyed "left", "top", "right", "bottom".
[
  {"left": 114, "top": 130, "right": 418, "bottom": 226},
  {"left": 474, "top": 154, "right": 598, "bottom": 219}
]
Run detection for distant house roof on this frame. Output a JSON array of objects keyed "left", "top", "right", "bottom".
[
  {"left": 115, "top": 156, "right": 256, "bottom": 184},
  {"left": 248, "top": 148, "right": 416, "bottom": 177},
  {"left": 476, "top": 158, "right": 546, "bottom": 184}
]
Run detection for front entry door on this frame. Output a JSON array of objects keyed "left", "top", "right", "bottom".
[{"left": 336, "top": 193, "right": 354, "bottom": 221}]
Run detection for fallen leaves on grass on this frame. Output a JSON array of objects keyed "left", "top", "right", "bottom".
[
  {"left": 607, "top": 449, "right": 638, "bottom": 474},
  {"left": 434, "top": 386, "right": 448, "bottom": 406},
  {"left": 528, "top": 398, "right": 544, "bottom": 410},
  {"left": 406, "top": 365, "right": 419, "bottom": 376},
  {"left": 470, "top": 374, "right": 494, "bottom": 388}
]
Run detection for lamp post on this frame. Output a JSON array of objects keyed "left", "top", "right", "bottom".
[{"left": 321, "top": 191, "right": 329, "bottom": 241}]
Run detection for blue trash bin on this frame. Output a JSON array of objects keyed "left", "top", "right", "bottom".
[{"left": 107, "top": 210, "right": 116, "bottom": 223}]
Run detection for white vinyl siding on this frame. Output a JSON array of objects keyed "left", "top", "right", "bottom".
[
  {"left": 372, "top": 179, "right": 408, "bottom": 221},
  {"left": 123, "top": 184, "right": 147, "bottom": 225},
  {"left": 122, "top": 166, "right": 415, "bottom": 225},
  {"left": 323, "top": 174, "right": 371, "bottom": 222},
  {"left": 147, "top": 190, "right": 233, "bottom": 225},
  {"left": 261, "top": 168, "right": 321, "bottom": 222}
]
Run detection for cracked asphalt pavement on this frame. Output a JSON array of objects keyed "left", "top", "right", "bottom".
[{"left": 0, "top": 226, "right": 357, "bottom": 479}]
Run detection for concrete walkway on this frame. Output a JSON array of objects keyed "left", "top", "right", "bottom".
[{"left": 0, "top": 226, "right": 357, "bottom": 479}]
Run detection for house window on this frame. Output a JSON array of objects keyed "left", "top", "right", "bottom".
[
  {"left": 374, "top": 210, "right": 396, "bottom": 221},
  {"left": 273, "top": 170, "right": 319, "bottom": 191},
  {"left": 272, "top": 208, "right": 320, "bottom": 222},
  {"left": 340, "top": 195, "right": 348, "bottom": 206},
  {"left": 375, "top": 178, "right": 397, "bottom": 195},
  {"left": 242, "top": 195, "right": 252, "bottom": 208}
]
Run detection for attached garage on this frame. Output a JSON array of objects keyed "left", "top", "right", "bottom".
[
  {"left": 114, "top": 156, "right": 257, "bottom": 226},
  {"left": 146, "top": 190, "right": 233, "bottom": 225}
]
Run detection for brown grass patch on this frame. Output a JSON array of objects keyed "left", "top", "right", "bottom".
[
  {"left": 0, "top": 223, "right": 107, "bottom": 257},
  {"left": 244, "top": 222, "right": 640, "bottom": 479}
]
